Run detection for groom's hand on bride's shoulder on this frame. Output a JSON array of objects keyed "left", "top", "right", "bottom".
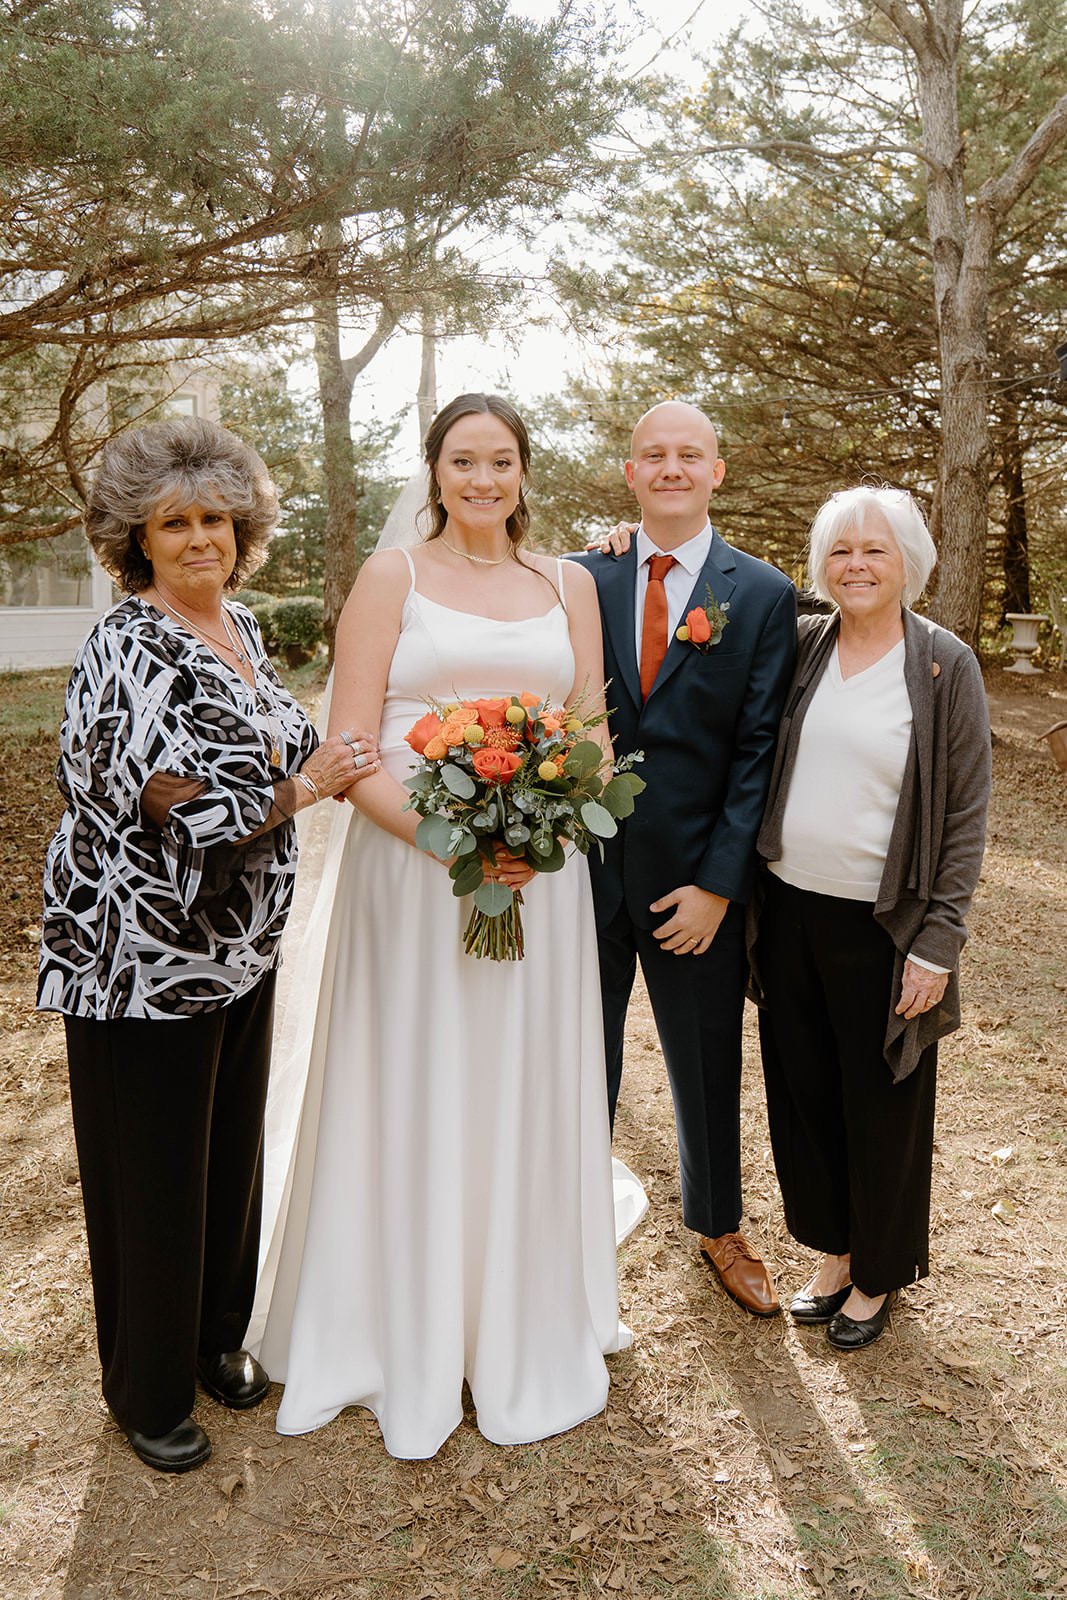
[{"left": 585, "top": 523, "right": 637, "bottom": 557}]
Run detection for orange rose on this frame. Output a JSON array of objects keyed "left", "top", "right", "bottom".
[
  {"left": 685, "top": 606, "right": 712, "bottom": 645},
  {"left": 439, "top": 711, "right": 471, "bottom": 746},
  {"left": 406, "top": 711, "right": 444, "bottom": 754},
  {"left": 471, "top": 747, "right": 523, "bottom": 784},
  {"left": 540, "top": 713, "right": 563, "bottom": 735},
  {"left": 422, "top": 736, "right": 449, "bottom": 760},
  {"left": 470, "top": 697, "right": 509, "bottom": 730},
  {"left": 518, "top": 692, "right": 541, "bottom": 709}
]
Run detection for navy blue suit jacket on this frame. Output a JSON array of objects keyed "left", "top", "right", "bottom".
[{"left": 573, "top": 530, "right": 797, "bottom": 930}]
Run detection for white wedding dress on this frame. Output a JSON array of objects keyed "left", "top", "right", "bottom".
[{"left": 250, "top": 552, "right": 644, "bottom": 1460}]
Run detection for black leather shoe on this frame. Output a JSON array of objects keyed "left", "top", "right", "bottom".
[
  {"left": 197, "top": 1349, "right": 270, "bottom": 1410},
  {"left": 789, "top": 1283, "right": 852, "bottom": 1324},
  {"left": 120, "top": 1417, "right": 211, "bottom": 1473},
  {"left": 827, "top": 1290, "right": 898, "bottom": 1350}
]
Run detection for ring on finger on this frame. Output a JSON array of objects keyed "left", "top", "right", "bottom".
[
  {"left": 353, "top": 752, "right": 370, "bottom": 770},
  {"left": 341, "top": 731, "right": 355, "bottom": 747}
]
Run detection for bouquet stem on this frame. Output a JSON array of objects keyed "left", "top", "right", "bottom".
[{"left": 463, "top": 890, "right": 525, "bottom": 961}]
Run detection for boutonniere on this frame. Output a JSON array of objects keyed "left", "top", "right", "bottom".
[{"left": 676, "top": 586, "right": 730, "bottom": 652}]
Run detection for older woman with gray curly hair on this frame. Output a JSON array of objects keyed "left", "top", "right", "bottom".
[
  {"left": 751, "top": 485, "right": 991, "bottom": 1350},
  {"left": 38, "top": 416, "right": 379, "bottom": 1472}
]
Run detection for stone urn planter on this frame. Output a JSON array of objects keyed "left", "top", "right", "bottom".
[{"left": 1004, "top": 612, "right": 1048, "bottom": 674}]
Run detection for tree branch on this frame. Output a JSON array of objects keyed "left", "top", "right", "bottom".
[
  {"left": 0, "top": 514, "right": 81, "bottom": 549},
  {"left": 339, "top": 304, "right": 399, "bottom": 384},
  {"left": 869, "top": 0, "right": 930, "bottom": 59},
  {"left": 978, "top": 93, "right": 1067, "bottom": 221}
]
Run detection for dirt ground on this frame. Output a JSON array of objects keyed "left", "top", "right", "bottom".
[{"left": 0, "top": 665, "right": 1064, "bottom": 1600}]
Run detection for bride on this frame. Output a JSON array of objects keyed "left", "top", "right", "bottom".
[{"left": 250, "top": 394, "right": 643, "bottom": 1460}]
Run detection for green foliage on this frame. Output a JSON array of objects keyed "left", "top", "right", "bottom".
[
  {"left": 267, "top": 596, "right": 325, "bottom": 664},
  {"left": 538, "top": 0, "right": 1067, "bottom": 605}
]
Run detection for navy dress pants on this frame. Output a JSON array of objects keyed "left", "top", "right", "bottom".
[
  {"left": 64, "top": 972, "right": 275, "bottom": 1437},
  {"left": 597, "top": 898, "right": 747, "bottom": 1239}
]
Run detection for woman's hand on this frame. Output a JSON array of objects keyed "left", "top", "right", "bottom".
[
  {"left": 484, "top": 842, "right": 536, "bottom": 891},
  {"left": 298, "top": 730, "right": 380, "bottom": 804},
  {"left": 585, "top": 522, "right": 637, "bottom": 556},
  {"left": 895, "top": 959, "right": 949, "bottom": 1020}
]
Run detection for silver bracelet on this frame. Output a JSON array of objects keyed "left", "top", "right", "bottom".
[{"left": 294, "top": 771, "right": 320, "bottom": 802}]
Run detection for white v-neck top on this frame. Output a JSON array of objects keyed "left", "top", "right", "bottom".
[{"left": 769, "top": 639, "right": 911, "bottom": 902}]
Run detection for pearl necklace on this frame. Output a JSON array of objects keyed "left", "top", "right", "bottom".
[{"left": 440, "top": 535, "right": 512, "bottom": 566}]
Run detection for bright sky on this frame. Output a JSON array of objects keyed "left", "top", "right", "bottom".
[{"left": 347, "top": 0, "right": 741, "bottom": 469}]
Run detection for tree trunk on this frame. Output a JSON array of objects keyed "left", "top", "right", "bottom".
[
  {"left": 909, "top": 1, "right": 990, "bottom": 649},
  {"left": 417, "top": 318, "right": 437, "bottom": 445},
  {"left": 998, "top": 398, "right": 1032, "bottom": 618},
  {"left": 313, "top": 265, "right": 360, "bottom": 657}
]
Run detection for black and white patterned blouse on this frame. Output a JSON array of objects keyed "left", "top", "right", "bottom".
[{"left": 38, "top": 595, "right": 317, "bottom": 1020}]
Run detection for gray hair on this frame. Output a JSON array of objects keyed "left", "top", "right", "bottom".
[
  {"left": 807, "top": 484, "right": 937, "bottom": 608},
  {"left": 85, "top": 416, "right": 279, "bottom": 593}
]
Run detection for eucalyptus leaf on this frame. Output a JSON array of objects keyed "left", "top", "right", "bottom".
[
  {"left": 451, "top": 857, "right": 485, "bottom": 896},
  {"left": 440, "top": 762, "right": 477, "bottom": 799},
  {"left": 580, "top": 800, "right": 618, "bottom": 838},
  {"left": 415, "top": 815, "right": 454, "bottom": 857},
  {"left": 534, "top": 839, "right": 567, "bottom": 872},
  {"left": 564, "top": 739, "right": 602, "bottom": 777},
  {"left": 473, "top": 880, "right": 514, "bottom": 917},
  {"left": 601, "top": 776, "right": 636, "bottom": 818}
]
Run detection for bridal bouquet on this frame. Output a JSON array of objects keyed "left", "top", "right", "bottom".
[{"left": 403, "top": 692, "right": 644, "bottom": 960}]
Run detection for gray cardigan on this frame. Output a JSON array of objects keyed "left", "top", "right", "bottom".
[{"left": 751, "top": 608, "right": 992, "bottom": 1082}]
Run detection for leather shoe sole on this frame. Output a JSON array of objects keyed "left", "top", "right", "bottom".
[
  {"left": 827, "top": 1289, "right": 898, "bottom": 1350},
  {"left": 197, "top": 1349, "right": 270, "bottom": 1410},
  {"left": 117, "top": 1416, "right": 211, "bottom": 1473},
  {"left": 790, "top": 1283, "right": 852, "bottom": 1325}
]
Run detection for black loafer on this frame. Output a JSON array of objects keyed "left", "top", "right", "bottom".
[
  {"left": 827, "top": 1289, "right": 898, "bottom": 1350},
  {"left": 789, "top": 1283, "right": 852, "bottom": 1324},
  {"left": 120, "top": 1417, "right": 211, "bottom": 1473},
  {"left": 197, "top": 1349, "right": 270, "bottom": 1410}
]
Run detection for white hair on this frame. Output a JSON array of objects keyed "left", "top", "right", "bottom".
[{"left": 807, "top": 485, "right": 937, "bottom": 608}]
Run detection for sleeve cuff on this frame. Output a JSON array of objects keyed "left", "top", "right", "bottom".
[{"left": 906, "top": 950, "right": 950, "bottom": 975}]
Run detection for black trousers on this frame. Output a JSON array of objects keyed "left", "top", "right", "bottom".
[
  {"left": 65, "top": 972, "right": 275, "bottom": 1437},
  {"left": 597, "top": 898, "right": 747, "bottom": 1239},
  {"left": 757, "top": 875, "right": 937, "bottom": 1297}
]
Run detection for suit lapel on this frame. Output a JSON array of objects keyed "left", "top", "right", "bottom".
[
  {"left": 645, "top": 529, "right": 737, "bottom": 703},
  {"left": 596, "top": 546, "right": 641, "bottom": 710}
]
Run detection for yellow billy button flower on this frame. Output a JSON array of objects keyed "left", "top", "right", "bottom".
[
  {"left": 564, "top": 716, "right": 583, "bottom": 733},
  {"left": 464, "top": 724, "right": 485, "bottom": 745},
  {"left": 675, "top": 624, "right": 690, "bottom": 641},
  {"left": 505, "top": 704, "right": 527, "bottom": 726},
  {"left": 538, "top": 760, "right": 561, "bottom": 782}
]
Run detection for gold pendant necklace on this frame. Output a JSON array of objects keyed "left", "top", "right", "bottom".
[{"left": 440, "top": 535, "right": 512, "bottom": 566}]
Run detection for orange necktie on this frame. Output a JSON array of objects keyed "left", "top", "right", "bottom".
[{"left": 639, "top": 553, "right": 677, "bottom": 701}]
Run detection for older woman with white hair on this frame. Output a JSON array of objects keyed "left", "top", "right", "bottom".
[{"left": 751, "top": 485, "right": 991, "bottom": 1349}]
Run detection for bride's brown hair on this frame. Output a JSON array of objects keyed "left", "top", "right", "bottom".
[{"left": 420, "top": 393, "right": 531, "bottom": 549}]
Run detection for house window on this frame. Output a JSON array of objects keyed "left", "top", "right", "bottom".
[
  {"left": 0, "top": 529, "right": 93, "bottom": 607},
  {"left": 168, "top": 392, "right": 198, "bottom": 417}
]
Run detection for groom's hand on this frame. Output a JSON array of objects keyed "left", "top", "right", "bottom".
[{"left": 650, "top": 886, "right": 729, "bottom": 955}]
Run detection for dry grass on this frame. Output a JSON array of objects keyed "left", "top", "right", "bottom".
[{"left": 0, "top": 666, "right": 1065, "bottom": 1600}]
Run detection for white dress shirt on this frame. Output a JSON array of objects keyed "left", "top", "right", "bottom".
[{"left": 633, "top": 522, "right": 713, "bottom": 664}]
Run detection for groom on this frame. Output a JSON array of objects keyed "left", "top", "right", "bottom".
[{"left": 575, "top": 401, "right": 796, "bottom": 1317}]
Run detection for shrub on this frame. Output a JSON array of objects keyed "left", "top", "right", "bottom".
[
  {"left": 236, "top": 589, "right": 278, "bottom": 648},
  {"left": 269, "top": 595, "right": 325, "bottom": 665}
]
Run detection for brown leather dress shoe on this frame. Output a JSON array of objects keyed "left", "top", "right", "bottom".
[{"left": 699, "top": 1232, "right": 780, "bottom": 1317}]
